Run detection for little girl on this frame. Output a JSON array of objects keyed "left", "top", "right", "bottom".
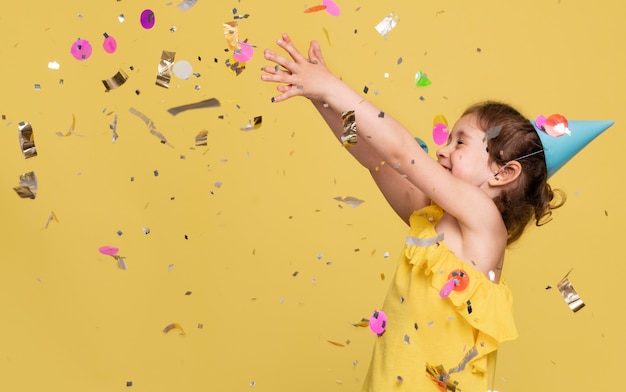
[{"left": 261, "top": 34, "right": 566, "bottom": 391}]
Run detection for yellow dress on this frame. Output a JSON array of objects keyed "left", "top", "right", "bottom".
[{"left": 362, "top": 205, "right": 518, "bottom": 391}]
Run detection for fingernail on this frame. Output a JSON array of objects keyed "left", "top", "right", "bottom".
[
  {"left": 271, "top": 97, "right": 276, "bottom": 103},
  {"left": 277, "top": 39, "right": 283, "bottom": 44}
]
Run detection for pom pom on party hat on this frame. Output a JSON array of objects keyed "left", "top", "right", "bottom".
[{"left": 532, "top": 114, "right": 614, "bottom": 178}]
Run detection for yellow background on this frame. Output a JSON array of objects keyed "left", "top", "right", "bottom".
[{"left": 0, "top": 1, "right": 622, "bottom": 391}]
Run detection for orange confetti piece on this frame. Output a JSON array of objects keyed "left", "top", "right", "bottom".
[
  {"left": 304, "top": 5, "right": 327, "bottom": 13},
  {"left": 327, "top": 340, "right": 345, "bottom": 347}
]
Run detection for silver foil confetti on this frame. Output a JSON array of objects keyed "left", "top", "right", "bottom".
[
  {"left": 13, "top": 171, "right": 38, "bottom": 199},
  {"left": 177, "top": 0, "right": 197, "bottom": 11},
  {"left": 374, "top": 12, "right": 399, "bottom": 39},
  {"left": 18, "top": 122, "right": 37, "bottom": 158},
  {"left": 557, "top": 269, "right": 585, "bottom": 312},
  {"left": 406, "top": 233, "right": 444, "bottom": 247},
  {"left": 167, "top": 98, "right": 221, "bottom": 116}
]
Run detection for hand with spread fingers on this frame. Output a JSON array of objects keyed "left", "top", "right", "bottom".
[{"left": 261, "top": 33, "right": 340, "bottom": 103}]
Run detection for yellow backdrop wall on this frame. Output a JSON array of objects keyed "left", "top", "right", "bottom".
[{"left": 1, "top": 1, "right": 622, "bottom": 391}]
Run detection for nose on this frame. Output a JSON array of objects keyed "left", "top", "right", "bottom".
[{"left": 436, "top": 145, "right": 449, "bottom": 161}]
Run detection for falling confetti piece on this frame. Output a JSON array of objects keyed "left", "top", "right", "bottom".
[
  {"left": 163, "top": 322, "right": 186, "bottom": 335},
  {"left": 352, "top": 318, "right": 370, "bottom": 327},
  {"left": 99, "top": 246, "right": 119, "bottom": 256},
  {"left": 102, "top": 69, "right": 129, "bottom": 91},
  {"left": 240, "top": 116, "right": 262, "bottom": 131},
  {"left": 167, "top": 98, "right": 220, "bottom": 116},
  {"left": 102, "top": 33, "right": 117, "bottom": 54},
  {"left": 341, "top": 110, "right": 357, "bottom": 147},
  {"left": 327, "top": 340, "right": 345, "bottom": 347},
  {"left": 48, "top": 61, "right": 60, "bottom": 70},
  {"left": 369, "top": 310, "right": 387, "bottom": 336},
  {"left": 195, "top": 130, "right": 208, "bottom": 146},
  {"left": 557, "top": 269, "right": 585, "bottom": 312},
  {"left": 70, "top": 38, "right": 92, "bottom": 60},
  {"left": 432, "top": 114, "right": 449, "bottom": 146},
  {"left": 323, "top": 0, "right": 341, "bottom": 16},
  {"left": 374, "top": 13, "right": 399, "bottom": 38},
  {"left": 113, "top": 255, "right": 128, "bottom": 270},
  {"left": 140, "top": 9, "right": 156, "bottom": 29},
  {"left": 415, "top": 71, "right": 431, "bottom": 87},
  {"left": 18, "top": 122, "right": 37, "bottom": 158},
  {"left": 13, "top": 171, "right": 37, "bottom": 199},
  {"left": 233, "top": 41, "right": 254, "bottom": 62},
  {"left": 44, "top": 211, "right": 59, "bottom": 228},
  {"left": 483, "top": 125, "right": 503, "bottom": 142},
  {"left": 304, "top": 5, "right": 327, "bottom": 13},
  {"left": 155, "top": 50, "right": 175, "bottom": 88},
  {"left": 173, "top": 60, "right": 193, "bottom": 79},
  {"left": 333, "top": 195, "right": 365, "bottom": 208},
  {"left": 406, "top": 233, "right": 444, "bottom": 247},
  {"left": 177, "top": 0, "right": 197, "bottom": 11},
  {"left": 128, "top": 107, "right": 172, "bottom": 146}
]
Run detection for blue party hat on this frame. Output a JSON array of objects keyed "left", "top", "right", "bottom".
[{"left": 532, "top": 117, "right": 614, "bottom": 178}]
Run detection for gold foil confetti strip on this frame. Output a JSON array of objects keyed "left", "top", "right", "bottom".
[
  {"left": 163, "top": 322, "right": 186, "bottom": 335},
  {"left": 223, "top": 21, "right": 241, "bottom": 53},
  {"left": 102, "top": 69, "right": 129, "bottom": 91},
  {"left": 112, "top": 255, "right": 128, "bottom": 270},
  {"left": 240, "top": 116, "right": 262, "bottom": 131},
  {"left": 333, "top": 195, "right": 365, "bottom": 208},
  {"left": 18, "top": 122, "right": 37, "bottom": 158},
  {"left": 425, "top": 363, "right": 458, "bottom": 392},
  {"left": 195, "top": 130, "right": 208, "bottom": 146},
  {"left": 557, "top": 269, "right": 586, "bottom": 312},
  {"left": 155, "top": 50, "right": 176, "bottom": 88},
  {"left": 351, "top": 318, "right": 370, "bottom": 327},
  {"left": 44, "top": 211, "right": 59, "bottom": 228},
  {"left": 128, "top": 107, "right": 173, "bottom": 147},
  {"left": 13, "top": 171, "right": 38, "bottom": 199},
  {"left": 341, "top": 110, "right": 357, "bottom": 147},
  {"left": 167, "top": 98, "right": 220, "bottom": 116}
]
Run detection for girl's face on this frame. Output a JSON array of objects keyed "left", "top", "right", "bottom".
[{"left": 436, "top": 114, "right": 495, "bottom": 187}]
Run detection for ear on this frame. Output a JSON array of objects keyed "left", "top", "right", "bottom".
[{"left": 488, "top": 160, "right": 522, "bottom": 187}]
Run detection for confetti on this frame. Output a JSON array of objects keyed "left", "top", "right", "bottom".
[
  {"left": 351, "top": 318, "right": 369, "bottom": 328},
  {"left": 341, "top": 110, "right": 357, "bottom": 147},
  {"left": 327, "top": 340, "right": 345, "bottom": 347},
  {"left": 18, "top": 122, "right": 37, "bottom": 158},
  {"left": 374, "top": 12, "right": 399, "bottom": 39},
  {"left": 173, "top": 60, "right": 193, "bottom": 79},
  {"left": 44, "top": 211, "right": 59, "bottom": 228},
  {"left": 102, "top": 69, "right": 129, "bottom": 91},
  {"left": 432, "top": 114, "right": 449, "bottom": 146},
  {"left": 177, "top": 0, "right": 197, "bottom": 11},
  {"left": 240, "top": 116, "right": 262, "bottom": 131},
  {"left": 167, "top": 98, "right": 221, "bottom": 116},
  {"left": 415, "top": 71, "right": 431, "bottom": 87},
  {"left": 233, "top": 41, "right": 254, "bottom": 63},
  {"left": 163, "top": 322, "right": 186, "bottom": 335},
  {"left": 70, "top": 38, "right": 92, "bottom": 60},
  {"left": 323, "top": 0, "right": 341, "bottom": 16},
  {"left": 557, "top": 269, "right": 585, "bottom": 312},
  {"left": 13, "top": 171, "right": 37, "bottom": 199},
  {"left": 128, "top": 107, "right": 172, "bottom": 146},
  {"left": 98, "top": 246, "right": 119, "bottom": 256},
  {"left": 304, "top": 5, "right": 327, "bottom": 13},
  {"left": 483, "top": 125, "right": 503, "bottom": 142},
  {"left": 102, "top": 33, "right": 117, "bottom": 54},
  {"left": 195, "top": 130, "right": 208, "bottom": 146},
  {"left": 333, "top": 195, "right": 365, "bottom": 208},
  {"left": 48, "top": 61, "right": 60, "bottom": 70},
  {"left": 405, "top": 233, "right": 444, "bottom": 247},
  {"left": 155, "top": 50, "right": 175, "bottom": 88},
  {"left": 140, "top": 9, "right": 156, "bottom": 29},
  {"left": 369, "top": 310, "right": 387, "bottom": 336}
]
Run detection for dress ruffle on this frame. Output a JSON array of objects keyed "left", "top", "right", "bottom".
[{"left": 404, "top": 205, "right": 518, "bottom": 371}]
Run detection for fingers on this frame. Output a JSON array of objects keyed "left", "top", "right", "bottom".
[
  {"left": 309, "top": 40, "right": 325, "bottom": 65},
  {"left": 276, "top": 34, "right": 307, "bottom": 64}
]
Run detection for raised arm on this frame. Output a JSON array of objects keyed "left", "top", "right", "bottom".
[{"left": 261, "top": 34, "right": 500, "bottom": 230}]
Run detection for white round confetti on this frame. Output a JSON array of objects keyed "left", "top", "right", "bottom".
[{"left": 173, "top": 60, "right": 193, "bottom": 80}]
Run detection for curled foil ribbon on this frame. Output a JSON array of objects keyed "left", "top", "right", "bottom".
[
  {"left": 13, "top": 171, "right": 38, "bottom": 199},
  {"left": 156, "top": 50, "right": 176, "bottom": 88},
  {"left": 18, "top": 122, "right": 37, "bottom": 158},
  {"left": 557, "top": 269, "right": 585, "bottom": 313},
  {"left": 341, "top": 110, "right": 357, "bottom": 147}
]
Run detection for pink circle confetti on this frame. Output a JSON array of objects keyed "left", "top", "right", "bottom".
[
  {"left": 99, "top": 246, "right": 119, "bottom": 256},
  {"left": 432, "top": 122, "right": 449, "bottom": 145},
  {"left": 323, "top": 0, "right": 341, "bottom": 16},
  {"left": 70, "top": 39, "right": 92, "bottom": 61},
  {"left": 233, "top": 42, "right": 254, "bottom": 63},
  {"left": 103, "top": 34, "right": 117, "bottom": 54},
  {"left": 369, "top": 309, "right": 387, "bottom": 336},
  {"left": 140, "top": 9, "right": 156, "bottom": 29}
]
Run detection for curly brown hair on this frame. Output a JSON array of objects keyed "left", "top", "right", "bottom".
[{"left": 462, "top": 101, "right": 566, "bottom": 245}]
